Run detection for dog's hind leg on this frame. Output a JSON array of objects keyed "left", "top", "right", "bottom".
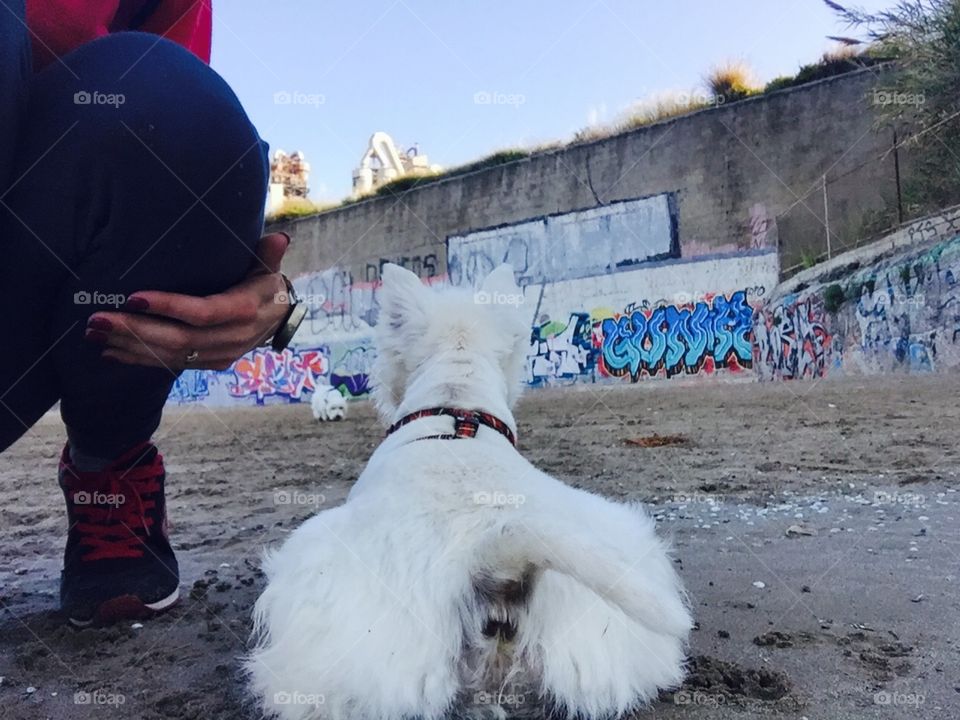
[{"left": 449, "top": 571, "right": 545, "bottom": 720}]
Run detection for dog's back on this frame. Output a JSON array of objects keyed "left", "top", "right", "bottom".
[{"left": 248, "top": 264, "right": 691, "bottom": 720}]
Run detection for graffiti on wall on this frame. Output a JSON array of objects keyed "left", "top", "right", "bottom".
[
  {"left": 329, "top": 344, "right": 375, "bottom": 397},
  {"left": 528, "top": 312, "right": 599, "bottom": 386},
  {"left": 294, "top": 258, "right": 445, "bottom": 341},
  {"left": 754, "top": 231, "right": 960, "bottom": 380},
  {"left": 166, "top": 345, "right": 374, "bottom": 405},
  {"left": 600, "top": 291, "right": 754, "bottom": 380},
  {"left": 170, "top": 370, "right": 219, "bottom": 403},
  {"left": 843, "top": 239, "right": 960, "bottom": 373},
  {"left": 169, "top": 194, "right": 789, "bottom": 406},
  {"left": 229, "top": 347, "right": 330, "bottom": 403},
  {"left": 447, "top": 194, "right": 679, "bottom": 287},
  {"left": 753, "top": 296, "right": 832, "bottom": 380}
]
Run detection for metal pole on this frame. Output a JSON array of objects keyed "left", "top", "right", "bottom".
[
  {"left": 893, "top": 126, "right": 904, "bottom": 225},
  {"left": 823, "top": 173, "right": 831, "bottom": 260}
]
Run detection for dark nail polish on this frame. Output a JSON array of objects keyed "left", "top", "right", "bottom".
[
  {"left": 87, "top": 317, "right": 113, "bottom": 332},
  {"left": 126, "top": 296, "right": 149, "bottom": 311},
  {"left": 85, "top": 329, "right": 109, "bottom": 345}
]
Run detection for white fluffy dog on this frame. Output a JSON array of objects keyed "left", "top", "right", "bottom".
[
  {"left": 248, "top": 264, "right": 692, "bottom": 720},
  {"left": 311, "top": 385, "right": 347, "bottom": 422}
]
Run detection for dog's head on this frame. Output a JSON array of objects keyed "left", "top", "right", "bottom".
[{"left": 371, "top": 263, "right": 528, "bottom": 425}]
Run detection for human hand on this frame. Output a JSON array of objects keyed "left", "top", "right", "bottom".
[{"left": 85, "top": 232, "right": 293, "bottom": 370}]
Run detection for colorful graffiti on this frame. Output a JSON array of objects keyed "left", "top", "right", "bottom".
[
  {"left": 229, "top": 347, "right": 330, "bottom": 403},
  {"left": 329, "top": 345, "right": 375, "bottom": 397},
  {"left": 600, "top": 291, "right": 754, "bottom": 380},
  {"left": 753, "top": 297, "right": 831, "bottom": 380},
  {"left": 754, "top": 230, "right": 960, "bottom": 380},
  {"left": 169, "top": 369, "right": 219, "bottom": 403},
  {"left": 528, "top": 312, "right": 599, "bottom": 385}
]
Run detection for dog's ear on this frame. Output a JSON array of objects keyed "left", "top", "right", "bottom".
[
  {"left": 481, "top": 263, "right": 519, "bottom": 298},
  {"left": 372, "top": 264, "right": 431, "bottom": 424},
  {"left": 480, "top": 264, "right": 529, "bottom": 407},
  {"left": 378, "top": 263, "right": 430, "bottom": 340}
]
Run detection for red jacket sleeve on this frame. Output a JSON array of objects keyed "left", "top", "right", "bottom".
[{"left": 26, "top": 0, "right": 212, "bottom": 69}]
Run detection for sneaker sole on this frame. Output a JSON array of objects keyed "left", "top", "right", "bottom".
[{"left": 68, "top": 586, "right": 180, "bottom": 628}]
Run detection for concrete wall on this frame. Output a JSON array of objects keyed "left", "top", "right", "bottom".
[
  {"left": 273, "top": 67, "right": 894, "bottom": 284},
  {"left": 170, "top": 196, "right": 778, "bottom": 406},
  {"left": 166, "top": 68, "right": 909, "bottom": 408},
  {"left": 754, "top": 206, "right": 960, "bottom": 380},
  {"left": 168, "top": 206, "right": 960, "bottom": 407}
]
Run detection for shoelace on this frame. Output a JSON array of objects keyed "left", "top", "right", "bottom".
[{"left": 62, "top": 445, "right": 164, "bottom": 562}]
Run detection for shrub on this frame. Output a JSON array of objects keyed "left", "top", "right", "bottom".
[
  {"left": 801, "top": 250, "right": 821, "bottom": 269},
  {"left": 823, "top": 283, "right": 846, "bottom": 312},
  {"left": 705, "top": 60, "right": 760, "bottom": 103},
  {"left": 369, "top": 149, "right": 530, "bottom": 198},
  {"left": 266, "top": 197, "right": 332, "bottom": 222},
  {"left": 764, "top": 75, "right": 796, "bottom": 93}
]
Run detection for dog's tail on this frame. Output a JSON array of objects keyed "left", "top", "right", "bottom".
[{"left": 477, "top": 515, "right": 691, "bottom": 638}]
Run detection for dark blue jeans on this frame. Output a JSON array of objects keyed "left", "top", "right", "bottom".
[{"left": 0, "top": 0, "right": 269, "bottom": 456}]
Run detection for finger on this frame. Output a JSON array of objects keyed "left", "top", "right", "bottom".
[
  {"left": 100, "top": 347, "right": 172, "bottom": 370},
  {"left": 100, "top": 342, "right": 239, "bottom": 372},
  {"left": 250, "top": 232, "right": 291, "bottom": 276},
  {"left": 87, "top": 312, "right": 252, "bottom": 359},
  {"left": 89, "top": 325, "right": 185, "bottom": 370},
  {"left": 116, "top": 289, "right": 257, "bottom": 327}
]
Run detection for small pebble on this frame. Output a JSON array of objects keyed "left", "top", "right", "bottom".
[{"left": 753, "top": 581, "right": 766, "bottom": 589}]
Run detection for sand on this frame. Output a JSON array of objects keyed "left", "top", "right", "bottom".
[{"left": 1, "top": 374, "right": 957, "bottom": 719}]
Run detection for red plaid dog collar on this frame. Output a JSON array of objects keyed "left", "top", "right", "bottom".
[{"left": 385, "top": 407, "right": 517, "bottom": 447}]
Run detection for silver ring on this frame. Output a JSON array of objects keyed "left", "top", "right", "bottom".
[{"left": 185, "top": 350, "right": 200, "bottom": 364}]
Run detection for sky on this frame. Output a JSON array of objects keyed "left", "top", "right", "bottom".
[{"left": 210, "top": 0, "right": 894, "bottom": 202}]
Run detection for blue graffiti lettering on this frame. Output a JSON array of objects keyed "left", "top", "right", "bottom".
[{"left": 601, "top": 291, "right": 753, "bottom": 379}]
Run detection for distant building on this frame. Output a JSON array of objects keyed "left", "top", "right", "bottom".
[
  {"left": 267, "top": 149, "right": 310, "bottom": 214},
  {"left": 352, "top": 131, "right": 441, "bottom": 197}
]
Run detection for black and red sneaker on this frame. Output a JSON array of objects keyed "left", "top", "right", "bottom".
[{"left": 58, "top": 441, "right": 180, "bottom": 626}]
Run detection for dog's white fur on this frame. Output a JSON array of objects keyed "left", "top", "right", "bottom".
[
  {"left": 311, "top": 386, "right": 347, "bottom": 422},
  {"left": 247, "top": 264, "right": 692, "bottom": 720}
]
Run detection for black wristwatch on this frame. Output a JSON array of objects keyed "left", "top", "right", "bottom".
[{"left": 271, "top": 274, "right": 308, "bottom": 352}]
